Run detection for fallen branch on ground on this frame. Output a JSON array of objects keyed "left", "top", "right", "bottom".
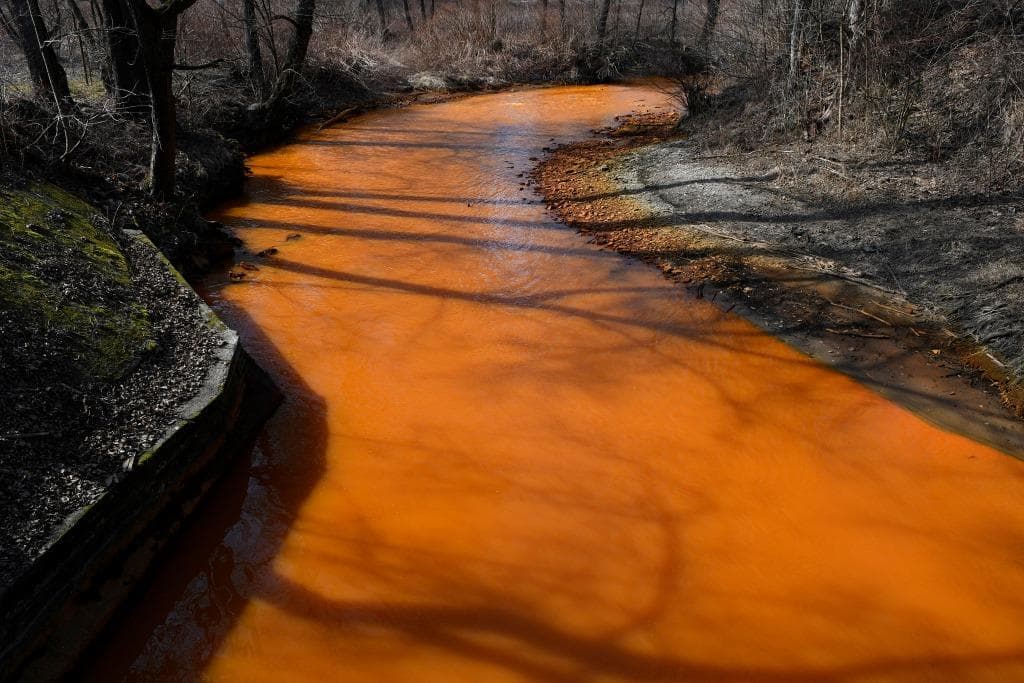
[{"left": 825, "top": 328, "right": 891, "bottom": 339}]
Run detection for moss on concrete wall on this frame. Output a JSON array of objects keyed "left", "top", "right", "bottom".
[{"left": 0, "top": 183, "right": 152, "bottom": 381}]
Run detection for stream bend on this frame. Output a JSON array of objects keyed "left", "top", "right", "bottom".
[{"left": 96, "top": 84, "right": 1024, "bottom": 683}]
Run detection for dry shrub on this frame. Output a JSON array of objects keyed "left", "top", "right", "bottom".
[
  {"left": 399, "top": 3, "right": 585, "bottom": 84},
  {"left": 697, "top": 0, "right": 1024, "bottom": 174},
  {"left": 1003, "top": 96, "right": 1024, "bottom": 163}
]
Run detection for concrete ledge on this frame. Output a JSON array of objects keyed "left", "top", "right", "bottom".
[{"left": 0, "top": 232, "right": 280, "bottom": 681}]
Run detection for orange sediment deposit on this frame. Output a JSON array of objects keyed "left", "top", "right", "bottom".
[{"left": 89, "top": 85, "right": 1024, "bottom": 682}]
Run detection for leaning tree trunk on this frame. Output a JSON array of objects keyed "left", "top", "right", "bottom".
[
  {"left": 374, "top": 0, "right": 386, "bottom": 35},
  {"left": 697, "top": 0, "right": 718, "bottom": 48},
  {"left": 242, "top": 0, "right": 266, "bottom": 97},
  {"left": 101, "top": 0, "right": 149, "bottom": 115},
  {"left": 6, "top": 0, "right": 74, "bottom": 107},
  {"left": 788, "top": 0, "right": 803, "bottom": 82},
  {"left": 258, "top": 0, "right": 315, "bottom": 111},
  {"left": 596, "top": 0, "right": 612, "bottom": 44}
]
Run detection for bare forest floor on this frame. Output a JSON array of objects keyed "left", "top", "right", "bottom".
[{"left": 532, "top": 111, "right": 1024, "bottom": 456}]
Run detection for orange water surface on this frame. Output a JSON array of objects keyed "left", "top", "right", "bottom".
[{"left": 95, "top": 84, "right": 1024, "bottom": 682}]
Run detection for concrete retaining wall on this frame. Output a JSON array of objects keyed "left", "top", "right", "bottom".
[{"left": 0, "top": 233, "right": 280, "bottom": 681}]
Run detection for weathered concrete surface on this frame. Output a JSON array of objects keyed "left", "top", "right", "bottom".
[
  {"left": 0, "top": 231, "right": 280, "bottom": 682},
  {"left": 0, "top": 184, "right": 228, "bottom": 579}
]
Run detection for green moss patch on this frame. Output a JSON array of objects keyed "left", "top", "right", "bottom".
[{"left": 0, "top": 183, "right": 151, "bottom": 382}]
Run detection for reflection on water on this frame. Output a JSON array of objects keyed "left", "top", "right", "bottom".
[{"left": 91, "top": 85, "right": 1024, "bottom": 682}]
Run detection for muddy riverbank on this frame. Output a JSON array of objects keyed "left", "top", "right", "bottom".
[{"left": 532, "top": 112, "right": 1024, "bottom": 454}]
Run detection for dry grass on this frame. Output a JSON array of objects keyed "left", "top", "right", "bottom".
[{"left": 685, "top": 0, "right": 1024, "bottom": 185}]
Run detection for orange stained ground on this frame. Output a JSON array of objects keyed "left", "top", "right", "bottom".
[{"left": 100, "top": 84, "right": 1024, "bottom": 682}]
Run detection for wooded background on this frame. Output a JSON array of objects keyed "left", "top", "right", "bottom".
[{"left": 1, "top": 0, "right": 1021, "bottom": 197}]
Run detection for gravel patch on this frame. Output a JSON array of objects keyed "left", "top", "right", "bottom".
[{"left": 617, "top": 140, "right": 1024, "bottom": 379}]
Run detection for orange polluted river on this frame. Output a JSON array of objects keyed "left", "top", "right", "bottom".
[{"left": 93, "top": 84, "right": 1024, "bottom": 682}]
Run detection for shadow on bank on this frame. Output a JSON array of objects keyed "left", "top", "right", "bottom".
[
  {"left": 0, "top": 253, "right": 286, "bottom": 681},
  {"left": 64, "top": 291, "right": 328, "bottom": 680}
]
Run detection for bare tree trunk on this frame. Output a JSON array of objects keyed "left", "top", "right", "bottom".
[
  {"left": 125, "top": 0, "right": 202, "bottom": 197},
  {"left": 401, "top": 0, "right": 413, "bottom": 31},
  {"left": 5, "top": 0, "right": 74, "bottom": 105},
  {"left": 374, "top": 0, "right": 386, "bottom": 34},
  {"left": 128, "top": 3, "right": 177, "bottom": 197},
  {"left": 596, "top": 0, "right": 612, "bottom": 44},
  {"left": 134, "top": 8, "right": 175, "bottom": 197},
  {"left": 258, "top": 0, "right": 315, "bottom": 110},
  {"left": 0, "top": 7, "right": 18, "bottom": 39},
  {"left": 846, "top": 0, "right": 864, "bottom": 58},
  {"left": 788, "top": 0, "right": 803, "bottom": 82},
  {"left": 101, "top": 0, "right": 148, "bottom": 114},
  {"left": 632, "top": 0, "right": 643, "bottom": 41},
  {"left": 558, "top": 0, "right": 564, "bottom": 31},
  {"left": 669, "top": 0, "right": 680, "bottom": 46},
  {"left": 698, "top": 0, "right": 717, "bottom": 48},
  {"left": 418, "top": 0, "right": 424, "bottom": 19},
  {"left": 838, "top": 17, "right": 844, "bottom": 137},
  {"left": 145, "top": 44, "right": 177, "bottom": 199},
  {"left": 255, "top": 0, "right": 279, "bottom": 74},
  {"left": 65, "top": 0, "right": 95, "bottom": 84},
  {"left": 242, "top": 0, "right": 265, "bottom": 96}
]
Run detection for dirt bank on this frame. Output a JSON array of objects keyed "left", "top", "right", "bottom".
[{"left": 532, "top": 112, "right": 1024, "bottom": 455}]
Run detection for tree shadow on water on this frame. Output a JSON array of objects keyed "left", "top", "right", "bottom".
[
  {"left": 76, "top": 301, "right": 328, "bottom": 682},
  {"left": 256, "top": 572, "right": 1024, "bottom": 682}
]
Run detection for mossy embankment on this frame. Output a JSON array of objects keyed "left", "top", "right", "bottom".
[
  {"left": 0, "top": 183, "right": 152, "bottom": 383},
  {"left": 0, "top": 172, "right": 282, "bottom": 680},
  {"left": 0, "top": 178, "right": 230, "bottom": 586}
]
